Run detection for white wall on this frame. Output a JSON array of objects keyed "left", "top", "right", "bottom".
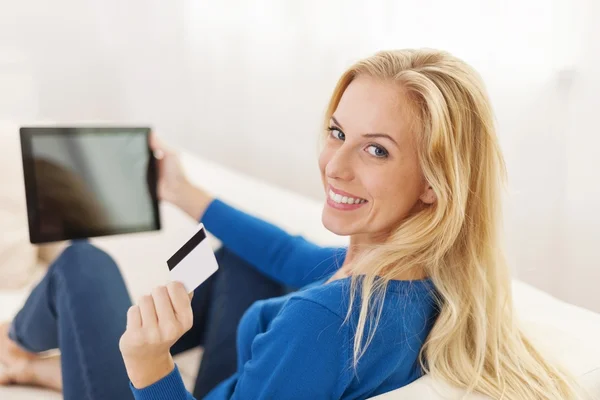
[
  {"left": 563, "top": 0, "right": 600, "bottom": 312},
  {"left": 0, "top": 0, "right": 598, "bottom": 311}
]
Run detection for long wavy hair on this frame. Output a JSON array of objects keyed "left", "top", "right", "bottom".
[{"left": 324, "top": 49, "right": 583, "bottom": 399}]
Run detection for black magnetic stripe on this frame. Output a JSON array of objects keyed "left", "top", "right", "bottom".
[{"left": 167, "top": 227, "right": 207, "bottom": 271}]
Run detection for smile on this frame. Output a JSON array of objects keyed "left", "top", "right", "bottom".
[{"left": 327, "top": 186, "right": 368, "bottom": 210}]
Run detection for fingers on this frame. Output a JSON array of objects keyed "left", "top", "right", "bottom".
[
  {"left": 166, "top": 282, "right": 190, "bottom": 314},
  {"left": 149, "top": 132, "right": 166, "bottom": 159},
  {"left": 149, "top": 132, "right": 161, "bottom": 151},
  {"left": 152, "top": 286, "right": 176, "bottom": 325},
  {"left": 167, "top": 282, "right": 193, "bottom": 330},
  {"left": 127, "top": 305, "right": 142, "bottom": 329},
  {"left": 138, "top": 295, "right": 158, "bottom": 328},
  {"left": 129, "top": 284, "right": 192, "bottom": 339}
]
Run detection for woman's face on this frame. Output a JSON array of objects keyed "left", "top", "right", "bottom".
[{"left": 319, "top": 76, "right": 435, "bottom": 241}]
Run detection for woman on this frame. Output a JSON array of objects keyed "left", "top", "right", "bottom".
[{"left": 0, "top": 49, "right": 581, "bottom": 399}]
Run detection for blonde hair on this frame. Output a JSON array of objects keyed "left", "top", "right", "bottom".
[{"left": 324, "top": 49, "right": 584, "bottom": 399}]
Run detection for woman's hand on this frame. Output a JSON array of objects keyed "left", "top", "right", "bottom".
[
  {"left": 119, "top": 282, "right": 193, "bottom": 389},
  {"left": 150, "top": 133, "right": 191, "bottom": 204},
  {"left": 150, "top": 133, "right": 214, "bottom": 220}
]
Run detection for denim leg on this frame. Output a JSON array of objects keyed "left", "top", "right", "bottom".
[
  {"left": 9, "top": 242, "right": 133, "bottom": 400},
  {"left": 191, "top": 247, "right": 289, "bottom": 399}
]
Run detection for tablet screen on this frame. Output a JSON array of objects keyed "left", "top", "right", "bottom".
[{"left": 20, "top": 127, "right": 160, "bottom": 243}]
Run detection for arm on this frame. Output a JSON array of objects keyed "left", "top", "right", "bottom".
[
  {"left": 201, "top": 199, "right": 342, "bottom": 288},
  {"left": 130, "top": 365, "right": 195, "bottom": 400},
  {"left": 121, "top": 282, "right": 198, "bottom": 400},
  {"left": 205, "top": 299, "right": 349, "bottom": 400},
  {"left": 125, "top": 296, "right": 349, "bottom": 400},
  {"left": 151, "top": 135, "right": 340, "bottom": 288}
]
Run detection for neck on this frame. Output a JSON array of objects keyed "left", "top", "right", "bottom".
[
  {"left": 344, "top": 230, "right": 390, "bottom": 264},
  {"left": 342, "top": 232, "right": 428, "bottom": 281}
]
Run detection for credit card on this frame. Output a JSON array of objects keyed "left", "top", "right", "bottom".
[{"left": 167, "top": 223, "right": 219, "bottom": 293}]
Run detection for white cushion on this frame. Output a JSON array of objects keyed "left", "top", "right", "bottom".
[
  {"left": 371, "top": 280, "right": 600, "bottom": 399},
  {"left": 1, "top": 151, "right": 599, "bottom": 399},
  {"left": 0, "top": 121, "right": 43, "bottom": 290}
]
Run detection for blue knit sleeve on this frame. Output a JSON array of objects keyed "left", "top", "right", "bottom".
[
  {"left": 130, "top": 365, "right": 195, "bottom": 400},
  {"left": 201, "top": 199, "right": 342, "bottom": 288}
]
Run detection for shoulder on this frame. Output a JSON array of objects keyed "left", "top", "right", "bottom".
[
  {"left": 278, "top": 296, "right": 346, "bottom": 328},
  {"left": 287, "top": 279, "right": 352, "bottom": 319},
  {"left": 288, "top": 278, "right": 438, "bottom": 337}
]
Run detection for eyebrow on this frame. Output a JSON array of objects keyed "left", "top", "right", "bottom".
[{"left": 331, "top": 115, "right": 398, "bottom": 146}]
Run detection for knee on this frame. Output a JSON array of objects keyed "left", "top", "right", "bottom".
[
  {"left": 50, "top": 242, "right": 121, "bottom": 284},
  {"left": 55, "top": 242, "right": 111, "bottom": 264}
]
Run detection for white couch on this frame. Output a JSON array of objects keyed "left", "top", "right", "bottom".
[{"left": 1, "top": 151, "right": 600, "bottom": 399}]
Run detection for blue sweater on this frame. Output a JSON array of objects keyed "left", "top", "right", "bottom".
[{"left": 131, "top": 200, "right": 438, "bottom": 400}]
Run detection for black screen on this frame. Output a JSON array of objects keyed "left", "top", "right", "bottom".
[{"left": 20, "top": 127, "right": 160, "bottom": 243}]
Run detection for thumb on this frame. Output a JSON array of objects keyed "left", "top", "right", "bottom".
[{"left": 149, "top": 132, "right": 166, "bottom": 157}]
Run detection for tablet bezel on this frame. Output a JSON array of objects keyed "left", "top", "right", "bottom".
[{"left": 20, "top": 126, "right": 161, "bottom": 243}]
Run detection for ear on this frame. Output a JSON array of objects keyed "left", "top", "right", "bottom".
[{"left": 419, "top": 185, "right": 437, "bottom": 205}]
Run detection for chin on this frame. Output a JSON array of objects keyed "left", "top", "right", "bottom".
[{"left": 321, "top": 207, "right": 355, "bottom": 236}]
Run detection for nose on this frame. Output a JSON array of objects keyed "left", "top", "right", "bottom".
[{"left": 325, "top": 145, "right": 355, "bottom": 182}]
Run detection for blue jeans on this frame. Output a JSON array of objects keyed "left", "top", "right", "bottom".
[{"left": 9, "top": 242, "right": 287, "bottom": 399}]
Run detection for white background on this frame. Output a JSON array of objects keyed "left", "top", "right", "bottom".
[{"left": 0, "top": 0, "right": 598, "bottom": 312}]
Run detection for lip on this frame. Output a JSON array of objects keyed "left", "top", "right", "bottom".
[
  {"left": 328, "top": 185, "right": 364, "bottom": 200},
  {"left": 326, "top": 185, "right": 368, "bottom": 211}
]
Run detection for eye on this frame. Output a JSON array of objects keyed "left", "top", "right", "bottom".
[
  {"left": 366, "top": 145, "right": 388, "bottom": 158},
  {"left": 327, "top": 126, "right": 345, "bottom": 141}
]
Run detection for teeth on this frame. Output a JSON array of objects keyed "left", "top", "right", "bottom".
[{"left": 328, "top": 189, "right": 365, "bottom": 205}]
